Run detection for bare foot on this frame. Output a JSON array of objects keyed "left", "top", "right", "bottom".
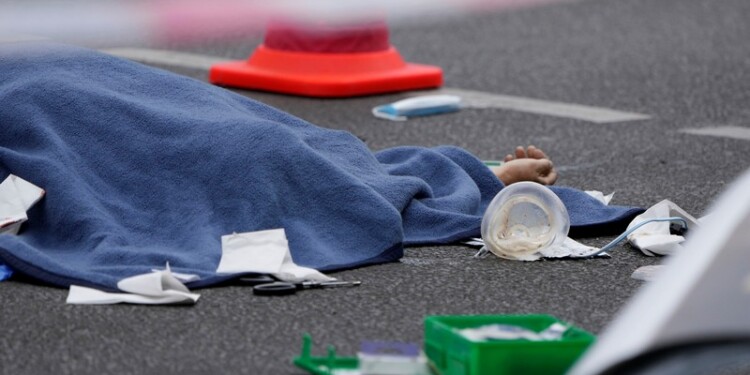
[{"left": 491, "top": 145, "right": 558, "bottom": 186}]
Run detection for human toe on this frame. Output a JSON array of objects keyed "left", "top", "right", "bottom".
[
  {"left": 527, "top": 145, "right": 549, "bottom": 160},
  {"left": 514, "top": 146, "right": 527, "bottom": 159}
]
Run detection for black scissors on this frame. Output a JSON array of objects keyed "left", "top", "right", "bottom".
[{"left": 236, "top": 274, "right": 362, "bottom": 296}]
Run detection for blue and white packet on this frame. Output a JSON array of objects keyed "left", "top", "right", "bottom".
[{"left": 372, "top": 95, "right": 462, "bottom": 121}]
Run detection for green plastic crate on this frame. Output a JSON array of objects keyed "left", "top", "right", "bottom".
[{"left": 424, "top": 314, "right": 595, "bottom": 375}]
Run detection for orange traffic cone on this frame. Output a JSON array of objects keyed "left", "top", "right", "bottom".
[{"left": 209, "top": 20, "right": 443, "bottom": 97}]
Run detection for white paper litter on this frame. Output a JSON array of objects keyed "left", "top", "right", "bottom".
[
  {"left": 626, "top": 200, "right": 701, "bottom": 256},
  {"left": 217, "top": 229, "right": 289, "bottom": 274},
  {"left": 151, "top": 262, "right": 201, "bottom": 283},
  {"left": 0, "top": 174, "right": 45, "bottom": 235},
  {"left": 585, "top": 190, "right": 615, "bottom": 205},
  {"left": 66, "top": 266, "right": 200, "bottom": 305},
  {"left": 468, "top": 236, "right": 608, "bottom": 260},
  {"left": 217, "top": 228, "right": 333, "bottom": 283},
  {"left": 539, "top": 237, "right": 605, "bottom": 259}
]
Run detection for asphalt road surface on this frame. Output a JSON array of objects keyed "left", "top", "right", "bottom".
[{"left": 2, "top": 0, "right": 749, "bottom": 374}]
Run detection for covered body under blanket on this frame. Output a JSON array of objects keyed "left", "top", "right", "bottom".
[{"left": 0, "top": 43, "right": 643, "bottom": 290}]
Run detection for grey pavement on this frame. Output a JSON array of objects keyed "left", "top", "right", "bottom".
[{"left": 2, "top": 0, "right": 750, "bottom": 374}]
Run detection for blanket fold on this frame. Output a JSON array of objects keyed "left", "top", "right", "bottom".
[{"left": 0, "top": 43, "right": 642, "bottom": 289}]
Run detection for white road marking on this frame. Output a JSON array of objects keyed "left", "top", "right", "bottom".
[
  {"left": 101, "top": 48, "right": 226, "bottom": 70},
  {"left": 679, "top": 126, "right": 750, "bottom": 141},
  {"left": 423, "top": 88, "right": 651, "bottom": 123},
  {"left": 100, "top": 47, "right": 652, "bottom": 124}
]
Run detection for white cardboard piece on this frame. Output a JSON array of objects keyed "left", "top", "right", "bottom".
[{"left": 0, "top": 174, "right": 45, "bottom": 234}]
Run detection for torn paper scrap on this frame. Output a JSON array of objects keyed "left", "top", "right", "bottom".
[
  {"left": 217, "top": 229, "right": 288, "bottom": 274},
  {"left": 151, "top": 262, "right": 200, "bottom": 283},
  {"left": 585, "top": 190, "right": 615, "bottom": 205},
  {"left": 8, "top": 175, "right": 45, "bottom": 210},
  {"left": 508, "top": 237, "right": 605, "bottom": 261},
  {"left": 630, "top": 235, "right": 685, "bottom": 256},
  {"left": 0, "top": 174, "right": 45, "bottom": 234},
  {"left": 216, "top": 228, "right": 333, "bottom": 283},
  {"left": 626, "top": 200, "right": 700, "bottom": 256},
  {"left": 467, "top": 237, "right": 607, "bottom": 260},
  {"left": 273, "top": 249, "right": 334, "bottom": 283},
  {"left": 539, "top": 237, "right": 608, "bottom": 259},
  {"left": 66, "top": 285, "right": 199, "bottom": 305},
  {"left": 66, "top": 269, "right": 200, "bottom": 305}
]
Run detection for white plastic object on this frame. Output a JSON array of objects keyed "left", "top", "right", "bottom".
[
  {"left": 372, "top": 95, "right": 462, "bottom": 121},
  {"left": 480, "top": 182, "right": 570, "bottom": 261}
]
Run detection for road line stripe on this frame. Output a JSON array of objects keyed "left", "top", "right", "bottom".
[
  {"left": 424, "top": 88, "right": 651, "bottom": 124},
  {"left": 679, "top": 126, "right": 750, "bottom": 141},
  {"left": 101, "top": 48, "right": 226, "bottom": 70},
  {"left": 101, "top": 47, "right": 652, "bottom": 124}
]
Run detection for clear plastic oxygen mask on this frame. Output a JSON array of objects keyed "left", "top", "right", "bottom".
[{"left": 480, "top": 182, "right": 570, "bottom": 261}]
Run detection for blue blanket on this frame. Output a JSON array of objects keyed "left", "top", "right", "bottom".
[{"left": 0, "top": 43, "right": 643, "bottom": 289}]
